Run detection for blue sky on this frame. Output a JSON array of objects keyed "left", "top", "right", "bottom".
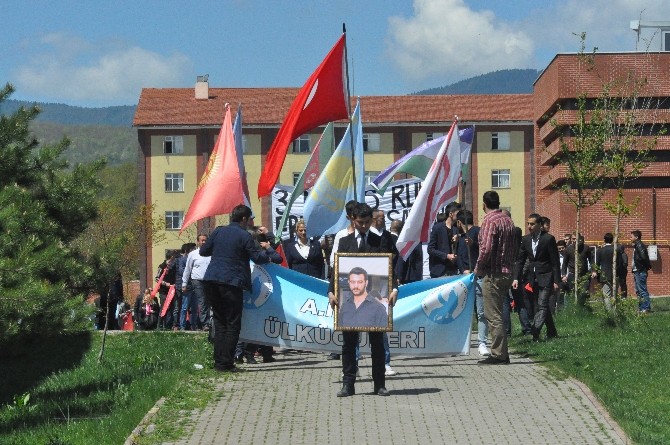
[{"left": 1, "top": 0, "right": 666, "bottom": 107}]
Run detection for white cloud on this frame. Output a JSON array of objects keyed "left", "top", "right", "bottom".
[
  {"left": 13, "top": 32, "right": 192, "bottom": 106},
  {"left": 520, "top": 0, "right": 669, "bottom": 65},
  {"left": 386, "top": 0, "right": 534, "bottom": 85}
]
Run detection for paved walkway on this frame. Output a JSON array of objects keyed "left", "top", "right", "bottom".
[{"left": 164, "top": 338, "right": 629, "bottom": 445}]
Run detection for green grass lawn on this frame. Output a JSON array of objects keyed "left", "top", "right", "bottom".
[
  {"left": 0, "top": 331, "right": 217, "bottom": 445},
  {"left": 509, "top": 296, "right": 670, "bottom": 445},
  {"left": 2, "top": 299, "right": 668, "bottom": 445}
]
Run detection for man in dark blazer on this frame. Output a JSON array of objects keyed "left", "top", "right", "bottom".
[
  {"left": 328, "top": 202, "right": 397, "bottom": 397},
  {"left": 427, "top": 202, "right": 460, "bottom": 278},
  {"left": 591, "top": 233, "right": 623, "bottom": 301},
  {"left": 393, "top": 222, "right": 423, "bottom": 284},
  {"left": 512, "top": 213, "right": 560, "bottom": 341},
  {"left": 199, "top": 204, "right": 278, "bottom": 373}
]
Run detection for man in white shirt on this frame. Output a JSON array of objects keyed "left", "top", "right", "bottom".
[
  {"left": 327, "top": 200, "right": 357, "bottom": 361},
  {"left": 182, "top": 234, "right": 212, "bottom": 330}
]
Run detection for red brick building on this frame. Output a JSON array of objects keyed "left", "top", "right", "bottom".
[{"left": 533, "top": 52, "right": 670, "bottom": 295}]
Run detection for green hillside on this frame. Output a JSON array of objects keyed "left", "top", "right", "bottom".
[
  {"left": 0, "top": 99, "right": 135, "bottom": 126},
  {"left": 414, "top": 68, "right": 541, "bottom": 95},
  {"left": 29, "top": 122, "right": 138, "bottom": 166}
]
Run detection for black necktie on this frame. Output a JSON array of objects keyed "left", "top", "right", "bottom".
[{"left": 359, "top": 233, "right": 366, "bottom": 252}]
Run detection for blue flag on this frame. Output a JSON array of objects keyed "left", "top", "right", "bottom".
[{"left": 302, "top": 101, "right": 365, "bottom": 238}]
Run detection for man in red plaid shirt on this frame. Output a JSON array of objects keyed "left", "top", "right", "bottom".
[{"left": 473, "top": 191, "right": 516, "bottom": 364}]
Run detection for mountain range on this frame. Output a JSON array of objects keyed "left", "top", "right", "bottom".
[{"left": 0, "top": 68, "right": 539, "bottom": 166}]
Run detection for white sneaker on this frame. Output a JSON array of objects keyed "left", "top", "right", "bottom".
[
  {"left": 478, "top": 344, "right": 490, "bottom": 356},
  {"left": 385, "top": 365, "right": 397, "bottom": 376}
]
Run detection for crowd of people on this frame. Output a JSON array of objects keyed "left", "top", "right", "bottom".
[{"left": 97, "top": 193, "right": 653, "bottom": 396}]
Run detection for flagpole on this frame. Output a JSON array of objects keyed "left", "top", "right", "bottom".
[
  {"left": 342, "top": 23, "right": 357, "bottom": 201},
  {"left": 453, "top": 115, "right": 473, "bottom": 270}
]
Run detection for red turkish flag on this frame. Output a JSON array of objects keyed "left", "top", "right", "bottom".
[
  {"left": 257, "top": 34, "right": 349, "bottom": 198},
  {"left": 181, "top": 105, "right": 245, "bottom": 233}
]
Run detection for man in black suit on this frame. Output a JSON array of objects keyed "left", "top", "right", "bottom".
[
  {"left": 394, "top": 221, "right": 423, "bottom": 284},
  {"left": 328, "top": 202, "right": 397, "bottom": 397},
  {"left": 427, "top": 202, "right": 460, "bottom": 278},
  {"left": 512, "top": 213, "right": 560, "bottom": 341},
  {"left": 591, "top": 233, "right": 623, "bottom": 303}
]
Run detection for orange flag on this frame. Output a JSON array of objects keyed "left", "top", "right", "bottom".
[
  {"left": 181, "top": 105, "right": 244, "bottom": 233},
  {"left": 257, "top": 34, "right": 350, "bottom": 198}
]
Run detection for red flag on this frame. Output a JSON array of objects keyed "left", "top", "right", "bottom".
[
  {"left": 181, "top": 105, "right": 245, "bottom": 233},
  {"left": 151, "top": 267, "right": 168, "bottom": 298},
  {"left": 257, "top": 35, "right": 349, "bottom": 198},
  {"left": 160, "top": 285, "right": 176, "bottom": 318},
  {"left": 275, "top": 243, "right": 289, "bottom": 268}
]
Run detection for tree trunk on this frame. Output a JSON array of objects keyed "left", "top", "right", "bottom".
[
  {"left": 574, "top": 209, "right": 582, "bottom": 304},
  {"left": 98, "top": 288, "right": 111, "bottom": 364}
]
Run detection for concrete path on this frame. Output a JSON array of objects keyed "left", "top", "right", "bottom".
[{"left": 164, "top": 339, "right": 629, "bottom": 445}]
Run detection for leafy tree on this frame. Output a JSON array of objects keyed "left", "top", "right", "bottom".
[
  {"left": 0, "top": 83, "right": 104, "bottom": 347},
  {"left": 549, "top": 37, "right": 609, "bottom": 305},
  {"left": 552, "top": 35, "right": 661, "bottom": 318}
]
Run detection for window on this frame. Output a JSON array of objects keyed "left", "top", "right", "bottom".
[
  {"left": 363, "top": 133, "right": 381, "bottom": 152},
  {"left": 165, "top": 173, "right": 184, "bottom": 192},
  {"left": 292, "top": 135, "right": 310, "bottom": 153},
  {"left": 426, "top": 132, "right": 444, "bottom": 142},
  {"left": 241, "top": 135, "right": 248, "bottom": 154},
  {"left": 163, "top": 136, "right": 184, "bottom": 154},
  {"left": 293, "top": 172, "right": 301, "bottom": 185},
  {"left": 165, "top": 211, "right": 184, "bottom": 231},
  {"left": 364, "top": 171, "right": 380, "bottom": 187},
  {"left": 491, "top": 132, "right": 510, "bottom": 151},
  {"left": 491, "top": 169, "right": 511, "bottom": 188}
]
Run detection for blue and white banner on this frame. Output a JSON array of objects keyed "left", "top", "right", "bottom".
[{"left": 241, "top": 264, "right": 474, "bottom": 355}]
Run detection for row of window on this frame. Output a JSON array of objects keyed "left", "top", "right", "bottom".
[
  {"left": 161, "top": 132, "right": 513, "bottom": 155},
  {"left": 164, "top": 171, "right": 385, "bottom": 191},
  {"left": 163, "top": 169, "right": 511, "bottom": 230}
]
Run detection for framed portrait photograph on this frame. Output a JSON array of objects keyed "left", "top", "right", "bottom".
[{"left": 334, "top": 253, "right": 393, "bottom": 332}]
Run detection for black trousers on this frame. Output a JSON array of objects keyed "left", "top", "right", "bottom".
[
  {"left": 205, "top": 282, "right": 243, "bottom": 370},
  {"left": 342, "top": 331, "right": 385, "bottom": 389}
]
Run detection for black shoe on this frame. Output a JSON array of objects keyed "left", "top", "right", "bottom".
[
  {"left": 478, "top": 355, "right": 510, "bottom": 365},
  {"left": 246, "top": 356, "right": 258, "bottom": 364},
  {"left": 234, "top": 355, "right": 244, "bottom": 364},
  {"left": 263, "top": 356, "right": 276, "bottom": 363},
  {"left": 327, "top": 353, "right": 340, "bottom": 360},
  {"left": 336, "top": 384, "right": 355, "bottom": 397},
  {"left": 374, "top": 387, "right": 390, "bottom": 396}
]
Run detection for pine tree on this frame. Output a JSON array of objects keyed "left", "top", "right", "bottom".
[{"left": 0, "top": 83, "right": 103, "bottom": 347}]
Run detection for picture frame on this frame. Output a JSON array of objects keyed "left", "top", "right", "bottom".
[{"left": 334, "top": 252, "right": 393, "bottom": 332}]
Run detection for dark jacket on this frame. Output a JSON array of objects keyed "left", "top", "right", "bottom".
[
  {"left": 632, "top": 240, "right": 651, "bottom": 272},
  {"left": 594, "top": 244, "right": 624, "bottom": 284},
  {"left": 200, "top": 223, "right": 275, "bottom": 290},
  {"left": 329, "top": 230, "right": 394, "bottom": 293},
  {"left": 395, "top": 243, "right": 423, "bottom": 284},
  {"left": 456, "top": 226, "right": 480, "bottom": 273},
  {"left": 284, "top": 237, "right": 325, "bottom": 279},
  {"left": 427, "top": 223, "right": 458, "bottom": 277},
  {"left": 514, "top": 231, "right": 561, "bottom": 288},
  {"left": 562, "top": 243, "right": 592, "bottom": 277}
]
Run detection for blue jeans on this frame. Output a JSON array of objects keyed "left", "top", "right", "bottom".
[
  {"left": 180, "top": 288, "right": 200, "bottom": 330},
  {"left": 474, "top": 277, "right": 488, "bottom": 346},
  {"left": 192, "top": 279, "right": 211, "bottom": 328},
  {"left": 634, "top": 270, "right": 651, "bottom": 311},
  {"left": 383, "top": 333, "right": 390, "bottom": 366}
]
